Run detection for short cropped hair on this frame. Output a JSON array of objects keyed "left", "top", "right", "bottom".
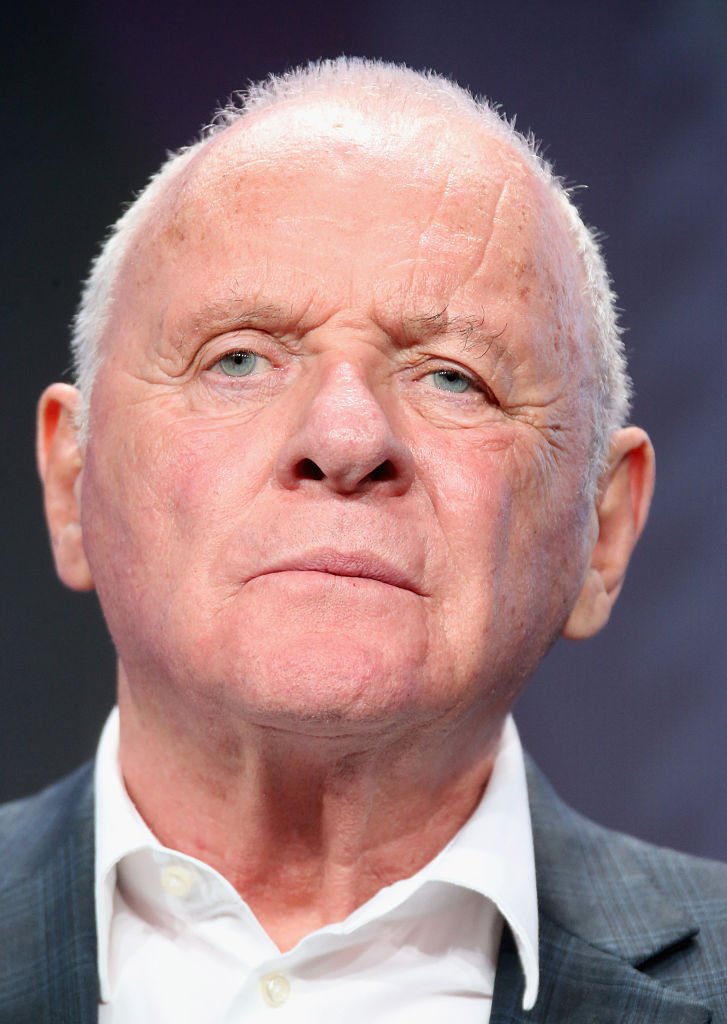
[{"left": 71, "top": 57, "right": 631, "bottom": 482}]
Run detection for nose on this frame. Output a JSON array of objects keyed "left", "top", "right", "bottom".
[{"left": 275, "top": 361, "right": 415, "bottom": 496}]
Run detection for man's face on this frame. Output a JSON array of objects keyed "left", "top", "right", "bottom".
[{"left": 78, "top": 104, "right": 597, "bottom": 740}]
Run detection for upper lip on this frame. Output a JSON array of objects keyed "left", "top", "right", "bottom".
[{"left": 248, "top": 549, "right": 424, "bottom": 594}]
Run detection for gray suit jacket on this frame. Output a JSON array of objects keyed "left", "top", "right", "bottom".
[{"left": 1, "top": 758, "right": 726, "bottom": 1022}]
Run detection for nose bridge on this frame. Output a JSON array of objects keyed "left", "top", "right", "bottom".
[
  {"left": 308, "top": 356, "right": 386, "bottom": 436},
  {"left": 276, "top": 351, "right": 414, "bottom": 495}
]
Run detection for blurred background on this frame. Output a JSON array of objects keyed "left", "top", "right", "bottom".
[{"left": 2, "top": 0, "right": 725, "bottom": 857}]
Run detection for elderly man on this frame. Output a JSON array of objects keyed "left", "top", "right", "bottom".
[{"left": 2, "top": 57, "right": 725, "bottom": 1022}]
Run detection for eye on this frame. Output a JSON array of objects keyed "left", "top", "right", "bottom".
[
  {"left": 428, "top": 369, "right": 473, "bottom": 394},
  {"left": 418, "top": 365, "right": 500, "bottom": 408},
  {"left": 216, "top": 350, "right": 265, "bottom": 377}
]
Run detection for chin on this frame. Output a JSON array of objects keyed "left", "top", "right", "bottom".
[{"left": 202, "top": 636, "right": 439, "bottom": 736}]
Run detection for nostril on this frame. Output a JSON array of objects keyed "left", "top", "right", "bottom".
[
  {"left": 295, "top": 458, "right": 325, "bottom": 481},
  {"left": 369, "top": 460, "right": 396, "bottom": 482}
]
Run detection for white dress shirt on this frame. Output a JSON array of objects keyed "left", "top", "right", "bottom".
[{"left": 95, "top": 710, "right": 538, "bottom": 1022}]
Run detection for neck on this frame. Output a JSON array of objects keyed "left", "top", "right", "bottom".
[{"left": 117, "top": 674, "right": 505, "bottom": 951}]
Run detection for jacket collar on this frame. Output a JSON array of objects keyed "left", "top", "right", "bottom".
[{"left": 490, "top": 757, "right": 711, "bottom": 1022}]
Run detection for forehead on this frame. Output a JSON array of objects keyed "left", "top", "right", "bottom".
[{"left": 117, "top": 100, "right": 586, "bottom": 355}]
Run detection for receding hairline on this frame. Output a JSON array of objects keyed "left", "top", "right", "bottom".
[
  {"left": 108, "top": 88, "right": 576, "bottom": 326},
  {"left": 140, "top": 91, "right": 532, "bottom": 218}
]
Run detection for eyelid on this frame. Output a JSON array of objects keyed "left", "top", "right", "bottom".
[
  {"left": 417, "top": 359, "right": 500, "bottom": 406},
  {"left": 204, "top": 348, "right": 256, "bottom": 374},
  {"left": 201, "top": 333, "right": 278, "bottom": 372},
  {"left": 213, "top": 346, "right": 265, "bottom": 363}
]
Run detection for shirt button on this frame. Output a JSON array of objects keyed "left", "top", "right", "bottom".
[
  {"left": 160, "top": 863, "right": 194, "bottom": 898},
  {"left": 260, "top": 972, "right": 291, "bottom": 1007}
]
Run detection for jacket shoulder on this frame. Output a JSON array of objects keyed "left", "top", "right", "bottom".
[
  {"left": 530, "top": 757, "right": 727, "bottom": 905},
  {"left": 0, "top": 762, "right": 95, "bottom": 879},
  {"left": 0, "top": 765, "right": 98, "bottom": 1022},
  {"left": 526, "top": 756, "right": 727, "bottom": 1012}
]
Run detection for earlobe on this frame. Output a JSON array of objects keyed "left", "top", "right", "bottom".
[
  {"left": 562, "top": 426, "right": 655, "bottom": 641},
  {"left": 37, "top": 383, "right": 94, "bottom": 592}
]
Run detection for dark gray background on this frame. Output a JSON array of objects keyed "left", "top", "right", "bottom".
[{"left": 2, "top": 0, "right": 725, "bottom": 857}]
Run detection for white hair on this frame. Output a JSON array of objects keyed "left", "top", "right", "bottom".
[{"left": 71, "top": 57, "right": 631, "bottom": 479}]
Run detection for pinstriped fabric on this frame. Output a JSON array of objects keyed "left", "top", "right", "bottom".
[
  {"left": 492, "top": 920, "right": 712, "bottom": 1023},
  {"left": 490, "top": 759, "right": 726, "bottom": 1022},
  {"left": 0, "top": 757, "right": 726, "bottom": 1021},
  {"left": 0, "top": 764, "right": 98, "bottom": 1024}
]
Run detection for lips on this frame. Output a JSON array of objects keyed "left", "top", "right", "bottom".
[{"left": 247, "top": 549, "right": 424, "bottom": 595}]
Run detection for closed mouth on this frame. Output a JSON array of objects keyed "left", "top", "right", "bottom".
[{"left": 250, "top": 551, "right": 424, "bottom": 595}]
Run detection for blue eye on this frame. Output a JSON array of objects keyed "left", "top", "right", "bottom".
[
  {"left": 218, "top": 351, "right": 258, "bottom": 376},
  {"left": 430, "top": 369, "right": 472, "bottom": 393}
]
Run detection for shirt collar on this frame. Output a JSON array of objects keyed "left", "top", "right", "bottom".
[
  {"left": 427, "top": 715, "right": 539, "bottom": 1008},
  {"left": 94, "top": 708, "right": 538, "bottom": 1009}
]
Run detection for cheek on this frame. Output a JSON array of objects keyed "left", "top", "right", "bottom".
[
  {"left": 414, "top": 427, "right": 588, "bottom": 631},
  {"left": 412, "top": 431, "right": 517, "bottom": 549},
  {"left": 155, "top": 426, "right": 234, "bottom": 527},
  {"left": 79, "top": 429, "right": 171, "bottom": 611},
  {"left": 79, "top": 415, "right": 279, "bottom": 671},
  {"left": 132, "top": 416, "right": 274, "bottom": 542},
  {"left": 78, "top": 419, "right": 219, "bottom": 599}
]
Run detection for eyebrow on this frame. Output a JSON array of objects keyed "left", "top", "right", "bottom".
[
  {"left": 170, "top": 298, "right": 508, "bottom": 364},
  {"left": 183, "top": 300, "right": 293, "bottom": 333},
  {"left": 169, "top": 300, "right": 295, "bottom": 353},
  {"left": 402, "top": 307, "right": 508, "bottom": 360}
]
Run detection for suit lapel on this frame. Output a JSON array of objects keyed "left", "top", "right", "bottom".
[
  {"left": 0, "top": 764, "right": 98, "bottom": 1024},
  {"left": 490, "top": 759, "right": 712, "bottom": 1023},
  {"left": 492, "top": 918, "right": 710, "bottom": 1023}
]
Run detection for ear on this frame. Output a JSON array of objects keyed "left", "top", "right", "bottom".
[
  {"left": 37, "top": 383, "right": 94, "bottom": 591},
  {"left": 562, "top": 426, "right": 655, "bottom": 640}
]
